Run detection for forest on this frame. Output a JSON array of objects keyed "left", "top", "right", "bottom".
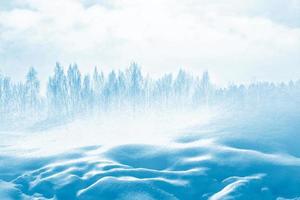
[{"left": 1, "top": 63, "right": 300, "bottom": 124}]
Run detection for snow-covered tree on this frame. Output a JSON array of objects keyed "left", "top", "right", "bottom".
[
  {"left": 25, "top": 67, "right": 40, "bottom": 111},
  {"left": 93, "top": 67, "right": 105, "bottom": 109},
  {"left": 81, "top": 74, "right": 93, "bottom": 111},
  {"left": 67, "top": 64, "right": 82, "bottom": 113},
  {"left": 47, "top": 63, "right": 68, "bottom": 116},
  {"left": 127, "top": 63, "right": 143, "bottom": 103},
  {"left": 173, "top": 69, "right": 193, "bottom": 106},
  {"left": 103, "top": 70, "right": 118, "bottom": 108}
]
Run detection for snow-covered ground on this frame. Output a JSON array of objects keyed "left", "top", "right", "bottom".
[{"left": 0, "top": 107, "right": 300, "bottom": 200}]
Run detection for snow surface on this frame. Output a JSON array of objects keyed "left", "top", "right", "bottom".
[{"left": 0, "top": 106, "right": 300, "bottom": 200}]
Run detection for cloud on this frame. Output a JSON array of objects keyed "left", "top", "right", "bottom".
[{"left": 0, "top": 0, "right": 299, "bottom": 85}]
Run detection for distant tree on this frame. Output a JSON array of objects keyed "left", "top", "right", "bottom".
[
  {"left": 116, "top": 70, "right": 127, "bottom": 108},
  {"left": 174, "top": 69, "right": 193, "bottom": 106},
  {"left": 93, "top": 67, "right": 105, "bottom": 107},
  {"left": 200, "top": 71, "right": 212, "bottom": 105},
  {"left": 0, "top": 76, "right": 12, "bottom": 113},
  {"left": 47, "top": 63, "right": 68, "bottom": 116},
  {"left": 0, "top": 75, "right": 4, "bottom": 110},
  {"left": 14, "top": 82, "right": 27, "bottom": 114},
  {"left": 103, "top": 70, "right": 118, "bottom": 107},
  {"left": 67, "top": 64, "right": 81, "bottom": 113},
  {"left": 155, "top": 74, "right": 173, "bottom": 106},
  {"left": 25, "top": 67, "right": 40, "bottom": 111},
  {"left": 127, "top": 63, "right": 143, "bottom": 103},
  {"left": 81, "top": 74, "right": 93, "bottom": 111}
]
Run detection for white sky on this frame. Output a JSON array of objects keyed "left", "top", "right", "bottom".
[{"left": 0, "top": 0, "right": 300, "bottom": 86}]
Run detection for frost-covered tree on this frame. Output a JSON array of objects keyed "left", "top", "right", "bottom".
[
  {"left": 197, "top": 71, "right": 212, "bottom": 105},
  {"left": 173, "top": 69, "right": 193, "bottom": 106},
  {"left": 127, "top": 63, "right": 143, "bottom": 108},
  {"left": 67, "top": 64, "right": 82, "bottom": 113},
  {"left": 116, "top": 70, "right": 127, "bottom": 108},
  {"left": 0, "top": 76, "right": 12, "bottom": 114},
  {"left": 81, "top": 74, "right": 93, "bottom": 111},
  {"left": 25, "top": 67, "right": 40, "bottom": 111},
  {"left": 14, "top": 82, "right": 27, "bottom": 114},
  {"left": 47, "top": 63, "right": 68, "bottom": 116},
  {"left": 93, "top": 67, "right": 105, "bottom": 109},
  {"left": 103, "top": 70, "right": 118, "bottom": 108},
  {"left": 0, "top": 75, "right": 5, "bottom": 111},
  {"left": 155, "top": 74, "right": 173, "bottom": 106}
]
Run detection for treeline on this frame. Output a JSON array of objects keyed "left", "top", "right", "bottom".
[{"left": 0, "top": 62, "right": 300, "bottom": 122}]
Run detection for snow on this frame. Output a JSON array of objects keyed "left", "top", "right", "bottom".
[{"left": 0, "top": 66, "right": 300, "bottom": 199}]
